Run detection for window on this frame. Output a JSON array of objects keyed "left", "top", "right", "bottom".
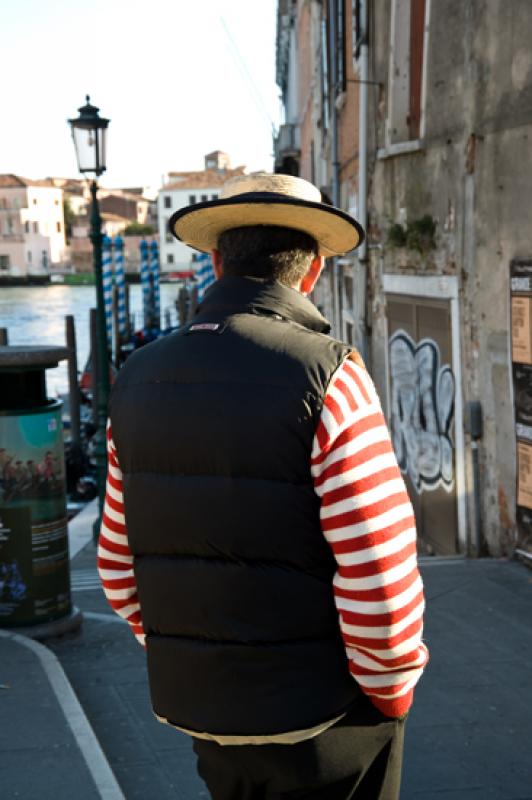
[
  {"left": 164, "top": 195, "right": 171, "bottom": 208},
  {"left": 6, "top": 217, "right": 13, "bottom": 234},
  {"left": 167, "top": 253, "right": 174, "bottom": 264},
  {"left": 211, "top": 194, "right": 218, "bottom": 200},
  {"left": 54, "top": 199, "right": 59, "bottom": 206},
  {"left": 201, "top": 194, "right": 208, "bottom": 202},
  {"left": 56, "top": 222, "right": 61, "bottom": 233},
  {"left": 352, "top": 0, "right": 362, "bottom": 60},
  {"left": 33, "top": 222, "right": 38, "bottom": 233},
  {"left": 0, "top": 255, "right": 10, "bottom": 269},
  {"left": 320, "top": 16, "right": 330, "bottom": 131},
  {"left": 189, "top": 194, "right": 196, "bottom": 204},
  {"left": 32, "top": 198, "right": 37, "bottom": 205},
  {"left": 344, "top": 274, "right": 354, "bottom": 304},
  {"left": 335, "top": 0, "right": 347, "bottom": 96},
  {"left": 27, "top": 251, "right": 32, "bottom": 263},
  {"left": 345, "top": 321, "right": 354, "bottom": 344},
  {"left": 388, "top": 0, "right": 426, "bottom": 144},
  {"left": 25, "top": 221, "right": 30, "bottom": 233},
  {"left": 165, "top": 219, "right": 173, "bottom": 243}
]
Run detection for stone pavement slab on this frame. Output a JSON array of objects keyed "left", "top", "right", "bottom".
[
  {"left": 49, "top": 538, "right": 209, "bottom": 800},
  {"left": 401, "top": 558, "right": 532, "bottom": 800},
  {"left": 4, "top": 521, "right": 532, "bottom": 799},
  {"left": 0, "top": 632, "right": 101, "bottom": 800}
]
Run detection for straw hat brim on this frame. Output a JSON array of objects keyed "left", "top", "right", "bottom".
[{"left": 169, "top": 194, "right": 364, "bottom": 258}]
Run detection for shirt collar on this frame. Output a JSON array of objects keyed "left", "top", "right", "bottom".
[{"left": 197, "top": 276, "right": 331, "bottom": 335}]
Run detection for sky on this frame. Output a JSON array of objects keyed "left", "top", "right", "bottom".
[{"left": 0, "top": 0, "right": 281, "bottom": 189}]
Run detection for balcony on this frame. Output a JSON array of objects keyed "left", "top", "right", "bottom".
[
  {"left": 274, "top": 123, "right": 301, "bottom": 175},
  {"left": 0, "top": 233, "right": 24, "bottom": 242}
]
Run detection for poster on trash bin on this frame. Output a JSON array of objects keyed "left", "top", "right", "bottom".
[
  {"left": 0, "top": 402, "right": 71, "bottom": 625},
  {"left": 0, "top": 507, "right": 33, "bottom": 621}
]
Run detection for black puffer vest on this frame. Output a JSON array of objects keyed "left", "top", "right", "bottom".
[{"left": 110, "top": 276, "right": 362, "bottom": 736}]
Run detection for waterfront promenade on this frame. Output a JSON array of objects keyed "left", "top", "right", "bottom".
[{"left": 0, "top": 503, "right": 531, "bottom": 799}]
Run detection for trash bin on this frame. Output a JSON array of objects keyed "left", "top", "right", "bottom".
[{"left": 0, "top": 346, "right": 77, "bottom": 630}]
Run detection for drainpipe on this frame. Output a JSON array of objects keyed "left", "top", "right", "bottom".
[
  {"left": 465, "top": 400, "right": 484, "bottom": 555},
  {"left": 356, "top": 0, "right": 369, "bottom": 362},
  {"left": 328, "top": 0, "right": 341, "bottom": 336}
]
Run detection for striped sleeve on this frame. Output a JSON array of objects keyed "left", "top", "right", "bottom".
[
  {"left": 96, "top": 421, "right": 145, "bottom": 646},
  {"left": 311, "top": 356, "right": 428, "bottom": 718}
]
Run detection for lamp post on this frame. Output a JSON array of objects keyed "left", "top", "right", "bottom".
[{"left": 68, "top": 96, "right": 110, "bottom": 537}]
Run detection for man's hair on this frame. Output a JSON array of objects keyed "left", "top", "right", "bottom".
[{"left": 217, "top": 225, "right": 318, "bottom": 286}]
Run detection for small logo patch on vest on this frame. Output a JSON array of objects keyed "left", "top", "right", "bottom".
[{"left": 187, "top": 322, "right": 225, "bottom": 334}]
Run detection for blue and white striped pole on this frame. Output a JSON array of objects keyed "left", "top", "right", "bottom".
[
  {"left": 139, "top": 239, "right": 151, "bottom": 329},
  {"left": 102, "top": 235, "right": 113, "bottom": 349},
  {"left": 113, "top": 235, "right": 128, "bottom": 341},
  {"left": 150, "top": 240, "right": 160, "bottom": 329},
  {"left": 195, "top": 253, "right": 216, "bottom": 301}
]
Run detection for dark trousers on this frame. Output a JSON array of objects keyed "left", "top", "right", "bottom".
[{"left": 193, "top": 698, "right": 406, "bottom": 800}]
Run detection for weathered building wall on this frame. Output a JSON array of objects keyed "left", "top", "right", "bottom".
[
  {"left": 367, "top": 0, "right": 532, "bottom": 555},
  {"left": 297, "top": 0, "right": 314, "bottom": 182},
  {"left": 337, "top": 9, "right": 359, "bottom": 212}
]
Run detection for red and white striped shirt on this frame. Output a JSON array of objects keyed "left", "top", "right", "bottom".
[{"left": 98, "top": 356, "right": 428, "bottom": 721}]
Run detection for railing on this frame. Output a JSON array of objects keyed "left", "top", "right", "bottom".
[
  {"left": 0, "top": 233, "right": 24, "bottom": 242},
  {"left": 275, "top": 123, "right": 301, "bottom": 157}
]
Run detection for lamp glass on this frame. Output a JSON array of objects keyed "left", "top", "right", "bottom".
[
  {"left": 69, "top": 97, "right": 108, "bottom": 175},
  {"left": 71, "top": 127, "right": 99, "bottom": 173}
]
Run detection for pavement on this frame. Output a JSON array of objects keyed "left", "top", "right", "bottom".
[{"left": 1, "top": 502, "right": 531, "bottom": 799}]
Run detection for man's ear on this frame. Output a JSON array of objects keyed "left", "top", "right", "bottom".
[
  {"left": 299, "top": 255, "right": 325, "bottom": 296},
  {"left": 211, "top": 249, "right": 223, "bottom": 279}
]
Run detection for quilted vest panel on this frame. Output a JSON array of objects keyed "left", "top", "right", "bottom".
[{"left": 110, "top": 277, "right": 362, "bottom": 735}]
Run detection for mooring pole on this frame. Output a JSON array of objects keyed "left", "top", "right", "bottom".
[{"left": 65, "top": 315, "right": 81, "bottom": 447}]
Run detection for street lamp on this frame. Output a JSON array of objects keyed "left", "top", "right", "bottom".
[{"left": 68, "top": 96, "right": 110, "bottom": 537}]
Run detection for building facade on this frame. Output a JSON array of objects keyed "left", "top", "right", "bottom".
[
  {"left": 275, "top": 0, "right": 532, "bottom": 558},
  {"left": 0, "top": 175, "right": 66, "bottom": 275},
  {"left": 157, "top": 152, "right": 246, "bottom": 272}
]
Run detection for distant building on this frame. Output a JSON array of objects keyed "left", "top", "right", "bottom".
[
  {"left": 158, "top": 152, "right": 246, "bottom": 271},
  {"left": 71, "top": 212, "right": 131, "bottom": 240},
  {"left": 98, "top": 189, "right": 155, "bottom": 228},
  {"left": 0, "top": 175, "right": 66, "bottom": 276},
  {"left": 54, "top": 178, "right": 158, "bottom": 234}
]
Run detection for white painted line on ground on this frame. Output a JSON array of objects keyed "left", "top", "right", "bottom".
[
  {"left": 418, "top": 555, "right": 467, "bottom": 566},
  {"left": 0, "top": 629, "right": 125, "bottom": 800},
  {"left": 83, "top": 611, "right": 126, "bottom": 624},
  {"left": 71, "top": 572, "right": 103, "bottom": 593},
  {"left": 69, "top": 498, "right": 99, "bottom": 560}
]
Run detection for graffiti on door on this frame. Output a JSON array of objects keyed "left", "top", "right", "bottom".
[{"left": 389, "top": 330, "right": 455, "bottom": 493}]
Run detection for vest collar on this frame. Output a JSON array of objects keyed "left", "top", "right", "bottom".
[{"left": 197, "top": 276, "right": 331, "bottom": 335}]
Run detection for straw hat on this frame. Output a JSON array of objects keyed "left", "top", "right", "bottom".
[{"left": 168, "top": 173, "right": 364, "bottom": 258}]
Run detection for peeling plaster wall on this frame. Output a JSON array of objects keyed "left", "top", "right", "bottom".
[{"left": 368, "top": 0, "right": 532, "bottom": 554}]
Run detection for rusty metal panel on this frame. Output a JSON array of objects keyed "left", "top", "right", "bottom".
[{"left": 387, "top": 294, "right": 458, "bottom": 554}]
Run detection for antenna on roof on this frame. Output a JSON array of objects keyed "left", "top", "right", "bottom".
[{"left": 219, "top": 16, "right": 276, "bottom": 137}]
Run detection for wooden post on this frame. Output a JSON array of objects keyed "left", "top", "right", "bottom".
[
  {"left": 0, "top": 328, "right": 8, "bottom": 345},
  {"left": 177, "top": 287, "right": 187, "bottom": 327},
  {"left": 125, "top": 282, "right": 131, "bottom": 338},
  {"left": 90, "top": 307, "right": 99, "bottom": 428},
  {"left": 187, "top": 286, "right": 199, "bottom": 322},
  {"left": 65, "top": 315, "right": 81, "bottom": 447},
  {"left": 112, "top": 284, "right": 120, "bottom": 367}
]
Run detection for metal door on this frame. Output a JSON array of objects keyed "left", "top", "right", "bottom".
[{"left": 386, "top": 294, "right": 458, "bottom": 554}]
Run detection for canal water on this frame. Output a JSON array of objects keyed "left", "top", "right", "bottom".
[{"left": 0, "top": 284, "right": 181, "bottom": 397}]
